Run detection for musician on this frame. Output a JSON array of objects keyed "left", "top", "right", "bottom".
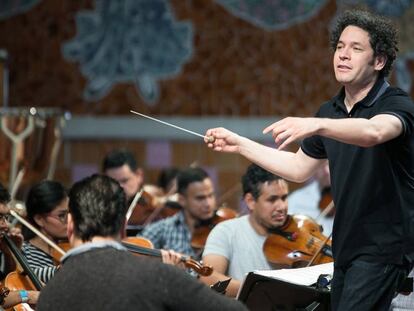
[
  {"left": 37, "top": 174, "right": 247, "bottom": 311},
  {"left": 0, "top": 183, "right": 39, "bottom": 308},
  {"left": 103, "top": 149, "right": 170, "bottom": 228},
  {"left": 22, "top": 180, "right": 68, "bottom": 283},
  {"left": 140, "top": 167, "right": 216, "bottom": 260},
  {"left": 102, "top": 149, "right": 145, "bottom": 203},
  {"left": 206, "top": 10, "right": 414, "bottom": 310},
  {"left": 200, "top": 164, "right": 288, "bottom": 297}
]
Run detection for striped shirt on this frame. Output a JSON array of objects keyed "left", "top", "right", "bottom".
[{"left": 22, "top": 242, "right": 58, "bottom": 283}]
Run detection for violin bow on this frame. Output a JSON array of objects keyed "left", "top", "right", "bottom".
[
  {"left": 126, "top": 188, "right": 144, "bottom": 222},
  {"left": 316, "top": 200, "right": 335, "bottom": 220},
  {"left": 306, "top": 232, "right": 332, "bottom": 267},
  {"left": 9, "top": 209, "right": 66, "bottom": 257}
]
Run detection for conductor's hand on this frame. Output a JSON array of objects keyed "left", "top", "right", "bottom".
[
  {"left": 204, "top": 127, "right": 241, "bottom": 153},
  {"left": 263, "top": 117, "right": 319, "bottom": 150},
  {"left": 160, "top": 249, "right": 186, "bottom": 270}
]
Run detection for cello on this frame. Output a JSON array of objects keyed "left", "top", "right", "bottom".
[
  {"left": 263, "top": 214, "right": 333, "bottom": 268},
  {"left": 2, "top": 234, "right": 42, "bottom": 311}
]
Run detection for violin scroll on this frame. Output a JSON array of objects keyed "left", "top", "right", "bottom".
[
  {"left": 122, "top": 237, "right": 213, "bottom": 276},
  {"left": 181, "top": 257, "right": 213, "bottom": 277}
]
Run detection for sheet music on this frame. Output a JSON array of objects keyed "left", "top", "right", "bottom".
[{"left": 253, "top": 262, "right": 333, "bottom": 286}]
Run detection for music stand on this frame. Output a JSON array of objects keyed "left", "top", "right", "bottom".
[{"left": 238, "top": 272, "right": 331, "bottom": 311}]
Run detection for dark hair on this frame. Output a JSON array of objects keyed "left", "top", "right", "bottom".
[
  {"left": 242, "top": 164, "right": 283, "bottom": 200},
  {"left": 157, "top": 167, "right": 180, "bottom": 192},
  {"left": 69, "top": 174, "right": 127, "bottom": 241},
  {"left": 26, "top": 181, "right": 67, "bottom": 221},
  {"left": 177, "top": 167, "right": 209, "bottom": 195},
  {"left": 25, "top": 180, "right": 68, "bottom": 239},
  {"left": 330, "top": 10, "right": 398, "bottom": 77},
  {"left": 0, "top": 182, "right": 10, "bottom": 204},
  {"left": 102, "top": 149, "right": 138, "bottom": 172}
]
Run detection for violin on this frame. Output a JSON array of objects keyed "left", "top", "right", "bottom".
[
  {"left": 126, "top": 189, "right": 181, "bottom": 234},
  {"left": 49, "top": 237, "right": 213, "bottom": 277},
  {"left": 122, "top": 237, "right": 213, "bottom": 276},
  {"left": 191, "top": 207, "right": 238, "bottom": 250},
  {"left": 263, "top": 214, "right": 333, "bottom": 268}
]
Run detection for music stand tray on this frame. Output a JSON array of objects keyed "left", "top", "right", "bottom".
[{"left": 237, "top": 272, "right": 331, "bottom": 311}]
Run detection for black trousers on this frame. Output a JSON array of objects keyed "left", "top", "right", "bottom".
[{"left": 331, "top": 259, "right": 410, "bottom": 311}]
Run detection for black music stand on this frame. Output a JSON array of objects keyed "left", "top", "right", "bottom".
[{"left": 237, "top": 272, "right": 331, "bottom": 311}]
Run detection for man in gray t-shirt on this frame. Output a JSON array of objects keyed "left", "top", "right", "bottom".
[{"left": 200, "top": 164, "right": 290, "bottom": 297}]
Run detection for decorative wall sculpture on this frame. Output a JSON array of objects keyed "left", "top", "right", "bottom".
[{"left": 63, "top": 0, "right": 193, "bottom": 104}]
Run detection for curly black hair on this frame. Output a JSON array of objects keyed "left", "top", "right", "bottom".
[
  {"left": 242, "top": 164, "right": 283, "bottom": 200},
  {"left": 330, "top": 10, "right": 398, "bottom": 77}
]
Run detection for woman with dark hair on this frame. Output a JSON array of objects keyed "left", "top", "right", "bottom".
[{"left": 22, "top": 180, "right": 68, "bottom": 283}]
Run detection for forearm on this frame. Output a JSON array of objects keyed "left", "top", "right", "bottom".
[{"left": 237, "top": 137, "right": 316, "bottom": 183}]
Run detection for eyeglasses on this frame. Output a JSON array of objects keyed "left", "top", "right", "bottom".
[
  {"left": 0, "top": 214, "right": 13, "bottom": 223},
  {"left": 47, "top": 210, "right": 69, "bottom": 224}
]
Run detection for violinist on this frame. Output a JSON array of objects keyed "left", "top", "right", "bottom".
[
  {"left": 0, "top": 182, "right": 39, "bottom": 308},
  {"left": 102, "top": 149, "right": 145, "bottom": 203},
  {"left": 288, "top": 161, "right": 334, "bottom": 235},
  {"left": 37, "top": 174, "right": 247, "bottom": 311},
  {"left": 201, "top": 164, "right": 288, "bottom": 297},
  {"left": 103, "top": 149, "right": 171, "bottom": 229},
  {"left": 22, "top": 180, "right": 68, "bottom": 283},
  {"left": 140, "top": 167, "right": 216, "bottom": 260}
]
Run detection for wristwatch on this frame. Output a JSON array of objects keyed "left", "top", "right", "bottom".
[{"left": 19, "top": 290, "right": 29, "bottom": 303}]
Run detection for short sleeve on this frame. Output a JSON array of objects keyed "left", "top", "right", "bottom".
[
  {"left": 301, "top": 107, "right": 328, "bottom": 159},
  {"left": 377, "top": 91, "right": 414, "bottom": 137}
]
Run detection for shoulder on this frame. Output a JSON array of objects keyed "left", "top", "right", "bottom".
[
  {"left": 22, "top": 242, "right": 49, "bottom": 258},
  {"left": 379, "top": 87, "right": 414, "bottom": 107},
  {"left": 142, "top": 213, "right": 181, "bottom": 234},
  {"left": 209, "top": 216, "right": 248, "bottom": 238}
]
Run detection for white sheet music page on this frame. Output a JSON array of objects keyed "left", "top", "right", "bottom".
[{"left": 254, "top": 262, "right": 334, "bottom": 286}]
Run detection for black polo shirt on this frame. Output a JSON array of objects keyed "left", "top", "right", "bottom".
[{"left": 301, "top": 78, "right": 414, "bottom": 267}]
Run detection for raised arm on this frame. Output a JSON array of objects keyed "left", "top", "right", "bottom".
[
  {"left": 205, "top": 127, "right": 322, "bottom": 183},
  {"left": 263, "top": 114, "right": 403, "bottom": 150}
]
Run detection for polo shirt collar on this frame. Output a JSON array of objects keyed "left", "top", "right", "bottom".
[{"left": 333, "top": 77, "right": 388, "bottom": 111}]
